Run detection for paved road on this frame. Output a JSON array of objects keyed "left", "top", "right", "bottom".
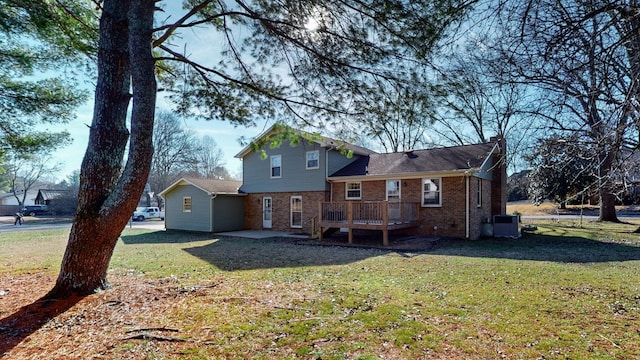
[{"left": 0, "top": 217, "right": 165, "bottom": 233}]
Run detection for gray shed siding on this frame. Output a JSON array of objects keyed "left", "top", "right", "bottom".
[
  {"left": 240, "top": 140, "right": 328, "bottom": 193},
  {"left": 211, "top": 195, "right": 245, "bottom": 232},
  {"left": 165, "top": 184, "right": 212, "bottom": 232}
]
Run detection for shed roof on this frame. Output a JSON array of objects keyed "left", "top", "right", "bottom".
[
  {"left": 37, "top": 189, "right": 72, "bottom": 200},
  {"left": 329, "top": 142, "right": 499, "bottom": 179},
  {"left": 159, "top": 178, "right": 243, "bottom": 197}
]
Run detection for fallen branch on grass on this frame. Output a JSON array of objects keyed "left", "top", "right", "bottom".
[
  {"left": 120, "top": 332, "right": 191, "bottom": 342},
  {"left": 125, "top": 327, "right": 180, "bottom": 333}
]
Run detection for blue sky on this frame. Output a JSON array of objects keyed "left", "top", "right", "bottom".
[
  {"left": 48, "top": 2, "right": 274, "bottom": 182},
  {"left": 49, "top": 95, "right": 264, "bottom": 181}
]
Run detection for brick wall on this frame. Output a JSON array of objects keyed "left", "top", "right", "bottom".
[
  {"left": 244, "top": 191, "right": 329, "bottom": 234},
  {"left": 329, "top": 176, "right": 500, "bottom": 240}
]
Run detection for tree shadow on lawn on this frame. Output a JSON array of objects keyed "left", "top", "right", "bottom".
[
  {"left": 181, "top": 236, "right": 391, "bottom": 271},
  {"left": 120, "top": 229, "right": 640, "bottom": 271},
  {"left": 431, "top": 232, "right": 640, "bottom": 263},
  {"left": 0, "top": 295, "right": 83, "bottom": 356}
]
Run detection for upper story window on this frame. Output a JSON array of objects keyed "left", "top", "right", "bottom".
[
  {"left": 422, "top": 178, "right": 441, "bottom": 207},
  {"left": 306, "top": 150, "right": 319, "bottom": 169},
  {"left": 270, "top": 155, "right": 281, "bottom": 178},
  {"left": 346, "top": 182, "right": 362, "bottom": 200},
  {"left": 183, "top": 196, "right": 192, "bottom": 212}
]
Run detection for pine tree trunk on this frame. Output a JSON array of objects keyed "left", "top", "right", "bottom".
[{"left": 48, "top": 0, "right": 157, "bottom": 298}]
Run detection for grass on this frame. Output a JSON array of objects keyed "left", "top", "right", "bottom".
[{"left": 1, "top": 219, "right": 640, "bottom": 359}]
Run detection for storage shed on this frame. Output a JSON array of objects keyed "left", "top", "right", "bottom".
[{"left": 159, "top": 178, "right": 245, "bottom": 232}]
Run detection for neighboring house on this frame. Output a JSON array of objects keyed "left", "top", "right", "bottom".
[
  {"left": 235, "top": 125, "right": 376, "bottom": 236},
  {"left": 0, "top": 190, "right": 38, "bottom": 206},
  {"left": 160, "top": 177, "right": 245, "bottom": 232},
  {"left": 0, "top": 190, "right": 38, "bottom": 216},
  {"left": 35, "top": 189, "right": 72, "bottom": 206}
]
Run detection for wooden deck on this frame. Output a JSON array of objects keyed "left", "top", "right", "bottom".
[{"left": 317, "top": 201, "right": 420, "bottom": 246}]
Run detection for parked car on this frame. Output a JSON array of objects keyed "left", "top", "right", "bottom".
[
  {"left": 132, "top": 207, "right": 165, "bottom": 221},
  {"left": 21, "top": 205, "right": 50, "bottom": 216}
]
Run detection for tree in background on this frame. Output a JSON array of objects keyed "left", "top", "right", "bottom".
[
  {"left": 47, "top": 0, "right": 477, "bottom": 296},
  {"left": 148, "top": 112, "right": 200, "bottom": 203},
  {"left": 429, "top": 16, "right": 540, "bottom": 174},
  {"left": 526, "top": 136, "right": 597, "bottom": 209},
  {"left": 2, "top": 154, "right": 62, "bottom": 206},
  {"left": 195, "top": 135, "right": 231, "bottom": 180},
  {"left": 500, "top": 0, "right": 639, "bottom": 221},
  {"left": 0, "top": 0, "right": 94, "bottom": 160}
]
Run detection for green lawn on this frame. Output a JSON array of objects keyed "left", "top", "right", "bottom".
[{"left": 1, "top": 220, "right": 639, "bottom": 359}]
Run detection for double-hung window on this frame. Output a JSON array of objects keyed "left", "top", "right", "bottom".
[
  {"left": 346, "top": 182, "right": 362, "bottom": 200},
  {"left": 290, "top": 196, "right": 302, "bottom": 228},
  {"left": 306, "top": 150, "right": 319, "bottom": 169},
  {"left": 270, "top": 155, "right": 282, "bottom": 178},
  {"left": 422, "top": 178, "right": 441, "bottom": 207},
  {"left": 182, "top": 196, "right": 192, "bottom": 212}
]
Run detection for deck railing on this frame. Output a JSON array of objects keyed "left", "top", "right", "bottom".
[{"left": 319, "top": 201, "right": 419, "bottom": 226}]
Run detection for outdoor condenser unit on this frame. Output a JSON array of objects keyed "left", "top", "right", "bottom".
[{"left": 493, "top": 215, "right": 520, "bottom": 238}]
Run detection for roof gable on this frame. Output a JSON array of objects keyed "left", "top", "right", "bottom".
[
  {"left": 330, "top": 142, "right": 498, "bottom": 178},
  {"left": 234, "top": 124, "right": 376, "bottom": 159}
]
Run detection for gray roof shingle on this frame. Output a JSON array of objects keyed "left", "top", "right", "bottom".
[{"left": 330, "top": 142, "right": 497, "bottom": 178}]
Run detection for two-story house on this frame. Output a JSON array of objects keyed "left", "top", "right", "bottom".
[
  {"left": 235, "top": 124, "right": 506, "bottom": 242},
  {"left": 234, "top": 124, "right": 376, "bottom": 235}
]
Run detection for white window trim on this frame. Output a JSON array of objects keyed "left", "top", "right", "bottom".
[
  {"left": 182, "top": 196, "right": 192, "bottom": 212},
  {"left": 345, "top": 181, "right": 362, "bottom": 200},
  {"left": 290, "top": 196, "right": 302, "bottom": 228},
  {"left": 270, "top": 155, "right": 282, "bottom": 179},
  {"left": 386, "top": 180, "right": 401, "bottom": 201},
  {"left": 422, "top": 177, "right": 442, "bottom": 207},
  {"left": 306, "top": 150, "right": 320, "bottom": 170}
]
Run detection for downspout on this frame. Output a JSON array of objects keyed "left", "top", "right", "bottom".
[
  {"left": 326, "top": 148, "right": 333, "bottom": 202},
  {"left": 210, "top": 192, "right": 218, "bottom": 232},
  {"left": 465, "top": 175, "right": 470, "bottom": 239}
]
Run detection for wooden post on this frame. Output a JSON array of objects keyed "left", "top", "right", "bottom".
[
  {"left": 318, "top": 202, "right": 323, "bottom": 241},
  {"left": 382, "top": 201, "right": 389, "bottom": 246}
]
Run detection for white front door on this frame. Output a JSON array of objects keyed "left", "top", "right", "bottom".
[{"left": 263, "top": 197, "right": 272, "bottom": 229}]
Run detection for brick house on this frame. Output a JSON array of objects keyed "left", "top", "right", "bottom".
[{"left": 233, "top": 124, "right": 507, "bottom": 243}]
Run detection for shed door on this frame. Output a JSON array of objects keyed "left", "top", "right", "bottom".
[{"left": 262, "top": 197, "right": 272, "bottom": 229}]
